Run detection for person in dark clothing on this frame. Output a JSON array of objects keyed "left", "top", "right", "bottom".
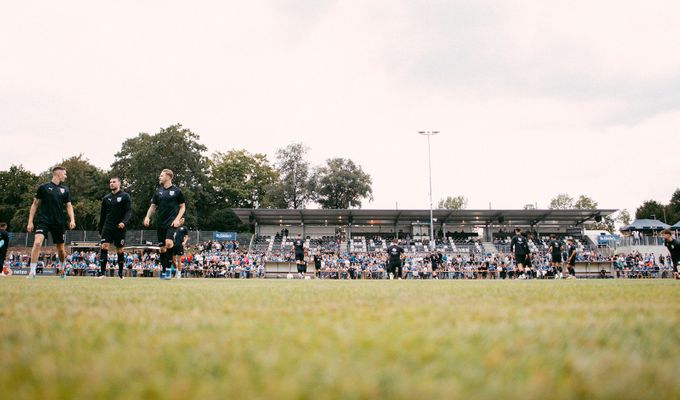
[
  {"left": 144, "top": 169, "right": 186, "bottom": 279},
  {"left": 661, "top": 229, "right": 680, "bottom": 278},
  {"left": 26, "top": 166, "right": 76, "bottom": 278},
  {"left": 565, "top": 239, "right": 577, "bottom": 279},
  {"left": 548, "top": 234, "right": 564, "bottom": 278},
  {"left": 172, "top": 219, "right": 189, "bottom": 279},
  {"left": 510, "top": 228, "right": 529, "bottom": 278},
  {"left": 98, "top": 177, "right": 132, "bottom": 279},
  {"left": 292, "top": 235, "right": 306, "bottom": 278},
  {"left": 385, "top": 239, "right": 404, "bottom": 280},
  {"left": 0, "top": 222, "right": 10, "bottom": 276}
]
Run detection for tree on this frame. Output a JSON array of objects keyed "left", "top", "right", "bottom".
[
  {"left": 523, "top": 203, "right": 536, "bottom": 210},
  {"left": 312, "top": 158, "right": 373, "bottom": 209},
  {"left": 0, "top": 165, "right": 39, "bottom": 226},
  {"left": 635, "top": 200, "right": 666, "bottom": 221},
  {"left": 110, "top": 124, "right": 211, "bottom": 229},
  {"left": 549, "top": 194, "right": 574, "bottom": 210},
  {"left": 438, "top": 195, "right": 468, "bottom": 210},
  {"left": 573, "top": 195, "right": 598, "bottom": 209},
  {"left": 616, "top": 209, "right": 632, "bottom": 226},
  {"left": 270, "top": 143, "right": 314, "bottom": 209},
  {"left": 667, "top": 189, "right": 680, "bottom": 224},
  {"left": 209, "top": 150, "right": 279, "bottom": 209}
]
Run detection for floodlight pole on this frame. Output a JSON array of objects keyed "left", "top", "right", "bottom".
[{"left": 418, "top": 130, "right": 439, "bottom": 246}]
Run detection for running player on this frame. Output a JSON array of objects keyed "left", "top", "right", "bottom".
[
  {"left": 98, "top": 177, "right": 131, "bottom": 279},
  {"left": 565, "top": 239, "right": 577, "bottom": 279},
  {"left": 172, "top": 219, "right": 188, "bottom": 279},
  {"left": 143, "top": 169, "right": 186, "bottom": 279},
  {"left": 510, "top": 228, "right": 529, "bottom": 279},
  {"left": 547, "top": 234, "right": 564, "bottom": 278},
  {"left": 0, "top": 222, "right": 10, "bottom": 276},
  {"left": 26, "top": 166, "right": 76, "bottom": 278},
  {"left": 660, "top": 229, "right": 680, "bottom": 279},
  {"left": 292, "top": 234, "right": 306, "bottom": 278},
  {"left": 385, "top": 238, "right": 404, "bottom": 280}
]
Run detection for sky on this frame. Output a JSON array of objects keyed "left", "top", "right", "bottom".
[{"left": 2, "top": 0, "right": 679, "bottom": 216}]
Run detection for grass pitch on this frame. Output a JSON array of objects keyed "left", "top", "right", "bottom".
[{"left": 1, "top": 278, "right": 679, "bottom": 400}]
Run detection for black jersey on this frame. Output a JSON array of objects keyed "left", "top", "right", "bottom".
[
  {"left": 151, "top": 185, "right": 185, "bottom": 228},
  {"left": 510, "top": 235, "right": 529, "bottom": 255},
  {"left": 386, "top": 245, "right": 404, "bottom": 264},
  {"left": 35, "top": 182, "right": 71, "bottom": 225},
  {"left": 99, "top": 191, "right": 132, "bottom": 233},
  {"left": 567, "top": 244, "right": 577, "bottom": 265},
  {"left": 549, "top": 240, "right": 562, "bottom": 255},
  {"left": 664, "top": 238, "right": 680, "bottom": 265},
  {"left": 173, "top": 226, "right": 189, "bottom": 246},
  {"left": 293, "top": 239, "right": 304, "bottom": 254},
  {"left": 0, "top": 231, "right": 8, "bottom": 256}
]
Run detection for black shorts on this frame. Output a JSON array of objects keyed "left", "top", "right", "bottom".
[
  {"left": 552, "top": 254, "right": 562, "bottom": 264},
  {"left": 173, "top": 245, "right": 185, "bottom": 256},
  {"left": 387, "top": 261, "right": 401, "bottom": 272},
  {"left": 101, "top": 227, "right": 126, "bottom": 248},
  {"left": 515, "top": 254, "right": 527, "bottom": 265},
  {"left": 157, "top": 228, "right": 177, "bottom": 246},
  {"left": 297, "top": 263, "right": 307, "bottom": 273},
  {"left": 35, "top": 223, "right": 65, "bottom": 245},
  {"left": 295, "top": 252, "right": 305, "bottom": 262}
]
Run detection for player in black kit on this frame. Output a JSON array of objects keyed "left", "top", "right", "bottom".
[
  {"left": 510, "top": 228, "right": 529, "bottom": 279},
  {"left": 0, "top": 222, "right": 10, "bottom": 276},
  {"left": 547, "top": 234, "right": 564, "bottom": 278},
  {"left": 26, "top": 166, "right": 76, "bottom": 278},
  {"left": 144, "top": 169, "right": 186, "bottom": 279},
  {"left": 565, "top": 239, "right": 577, "bottom": 279},
  {"left": 98, "top": 177, "right": 131, "bottom": 279},
  {"left": 172, "top": 219, "right": 189, "bottom": 279},
  {"left": 661, "top": 229, "right": 680, "bottom": 279},
  {"left": 385, "top": 238, "right": 404, "bottom": 280},
  {"left": 292, "top": 235, "right": 306, "bottom": 278}
]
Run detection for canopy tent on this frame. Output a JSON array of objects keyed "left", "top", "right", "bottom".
[
  {"left": 620, "top": 219, "right": 670, "bottom": 232},
  {"left": 671, "top": 221, "right": 680, "bottom": 231}
]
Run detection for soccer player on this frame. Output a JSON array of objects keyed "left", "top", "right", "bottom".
[
  {"left": 565, "top": 239, "right": 577, "bottom": 279},
  {"left": 510, "top": 228, "right": 529, "bottom": 279},
  {"left": 660, "top": 229, "right": 680, "bottom": 279},
  {"left": 0, "top": 222, "right": 10, "bottom": 276},
  {"left": 98, "top": 177, "right": 131, "bottom": 279},
  {"left": 385, "top": 238, "right": 404, "bottom": 280},
  {"left": 172, "top": 218, "right": 189, "bottom": 279},
  {"left": 143, "top": 169, "right": 186, "bottom": 280},
  {"left": 547, "top": 234, "right": 564, "bottom": 279},
  {"left": 292, "top": 234, "right": 306, "bottom": 278},
  {"left": 313, "top": 251, "right": 322, "bottom": 279},
  {"left": 26, "top": 166, "right": 76, "bottom": 278}
]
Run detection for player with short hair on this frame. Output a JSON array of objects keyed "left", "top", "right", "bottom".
[
  {"left": 26, "top": 166, "right": 76, "bottom": 278},
  {"left": 292, "top": 234, "right": 306, "bottom": 278},
  {"left": 0, "top": 222, "right": 10, "bottom": 276},
  {"left": 660, "top": 229, "right": 680, "bottom": 279},
  {"left": 510, "top": 228, "right": 529, "bottom": 279},
  {"left": 565, "top": 239, "right": 577, "bottom": 279},
  {"left": 143, "top": 169, "right": 186, "bottom": 279},
  {"left": 172, "top": 219, "right": 189, "bottom": 279},
  {"left": 548, "top": 234, "right": 564, "bottom": 279},
  {"left": 98, "top": 177, "right": 131, "bottom": 279},
  {"left": 385, "top": 238, "right": 404, "bottom": 280}
]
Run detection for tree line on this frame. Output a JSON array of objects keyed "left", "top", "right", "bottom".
[{"left": 0, "top": 124, "right": 373, "bottom": 232}]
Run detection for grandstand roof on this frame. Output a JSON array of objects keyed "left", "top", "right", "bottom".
[
  {"left": 232, "top": 208, "right": 618, "bottom": 227},
  {"left": 620, "top": 219, "right": 670, "bottom": 232}
]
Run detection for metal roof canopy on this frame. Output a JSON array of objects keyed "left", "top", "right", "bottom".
[{"left": 232, "top": 209, "right": 618, "bottom": 227}]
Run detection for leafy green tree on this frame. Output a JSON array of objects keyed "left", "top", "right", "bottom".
[
  {"left": 0, "top": 165, "right": 39, "bottom": 226},
  {"left": 667, "top": 189, "right": 680, "bottom": 224},
  {"left": 209, "top": 150, "right": 279, "bottom": 208},
  {"left": 635, "top": 200, "right": 666, "bottom": 221},
  {"left": 110, "top": 124, "right": 211, "bottom": 229},
  {"left": 270, "top": 143, "right": 314, "bottom": 209},
  {"left": 437, "top": 195, "right": 468, "bottom": 210},
  {"left": 549, "top": 194, "right": 575, "bottom": 210},
  {"left": 523, "top": 203, "right": 536, "bottom": 210},
  {"left": 312, "top": 158, "right": 373, "bottom": 209},
  {"left": 573, "top": 195, "right": 598, "bottom": 209},
  {"left": 616, "top": 209, "right": 632, "bottom": 226}
]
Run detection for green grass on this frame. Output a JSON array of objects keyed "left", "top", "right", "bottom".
[{"left": 1, "top": 278, "right": 679, "bottom": 400}]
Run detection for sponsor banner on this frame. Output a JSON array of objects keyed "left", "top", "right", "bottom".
[
  {"left": 213, "top": 232, "right": 237, "bottom": 241},
  {"left": 9, "top": 267, "right": 57, "bottom": 276}
]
